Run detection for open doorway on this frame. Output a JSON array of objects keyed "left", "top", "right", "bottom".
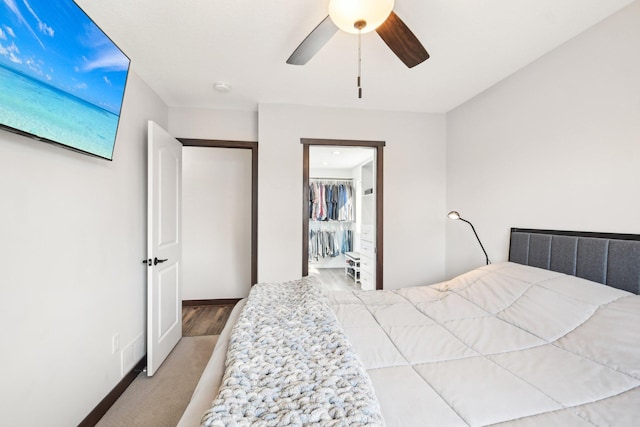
[
  {"left": 179, "top": 139, "right": 258, "bottom": 301},
  {"left": 301, "top": 139, "right": 384, "bottom": 290}
]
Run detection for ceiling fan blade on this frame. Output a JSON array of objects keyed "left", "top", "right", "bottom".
[
  {"left": 376, "top": 11, "right": 429, "bottom": 68},
  {"left": 286, "top": 16, "right": 339, "bottom": 65}
]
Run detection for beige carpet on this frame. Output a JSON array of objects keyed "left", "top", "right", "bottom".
[{"left": 96, "top": 335, "right": 218, "bottom": 427}]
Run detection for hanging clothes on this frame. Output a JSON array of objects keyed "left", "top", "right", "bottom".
[
  {"left": 308, "top": 179, "right": 355, "bottom": 262},
  {"left": 309, "top": 179, "right": 354, "bottom": 222},
  {"left": 308, "top": 226, "right": 354, "bottom": 261}
]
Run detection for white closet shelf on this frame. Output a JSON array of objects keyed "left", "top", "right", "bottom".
[{"left": 345, "top": 252, "right": 360, "bottom": 284}]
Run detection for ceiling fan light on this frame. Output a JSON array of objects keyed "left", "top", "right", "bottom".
[{"left": 328, "top": 0, "right": 394, "bottom": 34}]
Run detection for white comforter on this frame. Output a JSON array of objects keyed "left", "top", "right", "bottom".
[{"left": 328, "top": 262, "right": 640, "bottom": 427}]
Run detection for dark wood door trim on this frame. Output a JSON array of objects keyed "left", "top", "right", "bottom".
[
  {"left": 178, "top": 138, "right": 258, "bottom": 286},
  {"left": 303, "top": 144, "right": 310, "bottom": 279},
  {"left": 301, "top": 138, "right": 385, "bottom": 290}
]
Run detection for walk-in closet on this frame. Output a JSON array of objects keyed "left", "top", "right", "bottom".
[{"left": 307, "top": 146, "right": 376, "bottom": 291}]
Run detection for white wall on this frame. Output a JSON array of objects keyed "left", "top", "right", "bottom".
[
  {"left": 258, "top": 104, "right": 447, "bottom": 289},
  {"left": 0, "top": 70, "right": 168, "bottom": 425},
  {"left": 309, "top": 168, "right": 355, "bottom": 179},
  {"left": 445, "top": 1, "right": 640, "bottom": 278},
  {"left": 182, "top": 147, "right": 252, "bottom": 299},
  {"left": 168, "top": 107, "right": 258, "bottom": 141}
]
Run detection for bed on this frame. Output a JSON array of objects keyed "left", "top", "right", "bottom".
[{"left": 178, "top": 228, "right": 640, "bottom": 426}]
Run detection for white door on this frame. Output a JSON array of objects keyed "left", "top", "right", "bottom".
[{"left": 146, "top": 121, "right": 182, "bottom": 376}]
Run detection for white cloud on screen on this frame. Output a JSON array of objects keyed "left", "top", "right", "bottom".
[{"left": 22, "top": 0, "right": 54, "bottom": 37}]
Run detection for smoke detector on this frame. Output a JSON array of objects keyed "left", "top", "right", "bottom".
[{"left": 213, "top": 82, "right": 232, "bottom": 93}]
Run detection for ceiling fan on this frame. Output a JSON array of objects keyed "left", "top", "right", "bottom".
[{"left": 286, "top": 0, "right": 429, "bottom": 68}]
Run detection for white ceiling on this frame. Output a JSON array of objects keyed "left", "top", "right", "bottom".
[
  {"left": 310, "top": 146, "right": 375, "bottom": 169},
  {"left": 75, "top": 0, "right": 634, "bottom": 113}
]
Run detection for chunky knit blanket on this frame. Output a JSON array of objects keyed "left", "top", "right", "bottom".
[{"left": 201, "top": 277, "right": 384, "bottom": 426}]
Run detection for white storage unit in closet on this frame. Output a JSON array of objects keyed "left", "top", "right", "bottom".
[
  {"left": 359, "top": 225, "right": 375, "bottom": 290},
  {"left": 345, "top": 252, "right": 360, "bottom": 283},
  {"left": 359, "top": 160, "right": 376, "bottom": 290}
]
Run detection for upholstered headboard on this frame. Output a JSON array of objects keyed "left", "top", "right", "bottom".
[{"left": 509, "top": 228, "right": 640, "bottom": 295}]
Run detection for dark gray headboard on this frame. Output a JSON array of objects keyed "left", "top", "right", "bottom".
[{"left": 509, "top": 228, "right": 640, "bottom": 295}]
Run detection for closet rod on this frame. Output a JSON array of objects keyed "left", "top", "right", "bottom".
[{"left": 310, "top": 177, "right": 353, "bottom": 181}]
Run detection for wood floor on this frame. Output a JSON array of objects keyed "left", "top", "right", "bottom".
[{"left": 182, "top": 304, "right": 235, "bottom": 336}]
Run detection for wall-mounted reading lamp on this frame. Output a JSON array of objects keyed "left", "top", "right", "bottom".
[{"left": 448, "top": 211, "right": 491, "bottom": 265}]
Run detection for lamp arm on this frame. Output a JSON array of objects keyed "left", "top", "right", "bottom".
[{"left": 459, "top": 218, "right": 490, "bottom": 265}]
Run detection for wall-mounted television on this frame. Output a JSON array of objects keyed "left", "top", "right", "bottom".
[{"left": 0, "top": 0, "right": 130, "bottom": 161}]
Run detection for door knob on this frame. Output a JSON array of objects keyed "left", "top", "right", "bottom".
[{"left": 153, "top": 257, "right": 168, "bottom": 266}]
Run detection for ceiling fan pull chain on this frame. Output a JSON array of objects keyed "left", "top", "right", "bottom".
[{"left": 357, "top": 28, "right": 362, "bottom": 99}]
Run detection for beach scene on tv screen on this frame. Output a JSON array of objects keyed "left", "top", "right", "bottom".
[{"left": 0, "top": 0, "right": 129, "bottom": 160}]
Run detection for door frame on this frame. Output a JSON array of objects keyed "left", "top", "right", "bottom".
[
  {"left": 178, "top": 138, "right": 258, "bottom": 287},
  {"left": 301, "top": 138, "right": 385, "bottom": 290}
]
